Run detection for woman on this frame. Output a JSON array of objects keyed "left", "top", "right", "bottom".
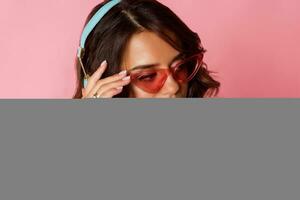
[{"left": 73, "top": 0, "right": 220, "bottom": 98}]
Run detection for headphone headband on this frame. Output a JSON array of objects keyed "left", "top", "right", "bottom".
[{"left": 77, "top": 0, "right": 121, "bottom": 59}]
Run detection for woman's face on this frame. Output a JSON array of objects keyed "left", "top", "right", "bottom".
[{"left": 121, "top": 31, "right": 188, "bottom": 98}]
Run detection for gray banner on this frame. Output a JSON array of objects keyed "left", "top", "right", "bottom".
[{"left": 0, "top": 99, "right": 299, "bottom": 200}]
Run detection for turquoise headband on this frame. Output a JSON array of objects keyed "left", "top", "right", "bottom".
[{"left": 77, "top": 0, "right": 121, "bottom": 88}]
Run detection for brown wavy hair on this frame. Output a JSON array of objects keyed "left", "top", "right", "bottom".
[{"left": 73, "top": 0, "right": 220, "bottom": 98}]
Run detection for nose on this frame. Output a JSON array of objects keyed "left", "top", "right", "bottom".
[{"left": 160, "top": 73, "right": 180, "bottom": 97}]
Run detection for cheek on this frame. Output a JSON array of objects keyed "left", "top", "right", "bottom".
[
  {"left": 129, "top": 83, "right": 189, "bottom": 98},
  {"left": 129, "top": 85, "right": 156, "bottom": 98}
]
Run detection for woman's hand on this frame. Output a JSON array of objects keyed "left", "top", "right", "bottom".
[{"left": 81, "top": 60, "right": 131, "bottom": 98}]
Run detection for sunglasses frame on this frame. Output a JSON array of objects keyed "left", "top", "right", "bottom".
[{"left": 126, "top": 53, "right": 204, "bottom": 93}]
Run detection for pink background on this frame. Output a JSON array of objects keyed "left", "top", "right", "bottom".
[{"left": 0, "top": 0, "right": 299, "bottom": 98}]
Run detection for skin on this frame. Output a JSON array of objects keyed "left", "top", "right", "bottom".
[{"left": 82, "top": 31, "right": 188, "bottom": 98}]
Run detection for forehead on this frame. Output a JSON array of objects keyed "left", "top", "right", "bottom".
[{"left": 121, "top": 31, "right": 180, "bottom": 70}]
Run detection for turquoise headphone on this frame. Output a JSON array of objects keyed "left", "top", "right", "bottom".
[{"left": 77, "top": 0, "right": 122, "bottom": 88}]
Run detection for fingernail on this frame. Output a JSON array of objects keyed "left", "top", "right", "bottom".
[
  {"left": 122, "top": 76, "right": 131, "bottom": 81},
  {"left": 119, "top": 70, "right": 127, "bottom": 76},
  {"left": 101, "top": 60, "right": 107, "bottom": 67},
  {"left": 116, "top": 87, "right": 123, "bottom": 90}
]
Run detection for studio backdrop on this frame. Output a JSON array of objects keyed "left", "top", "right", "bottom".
[{"left": 1, "top": 0, "right": 299, "bottom": 98}]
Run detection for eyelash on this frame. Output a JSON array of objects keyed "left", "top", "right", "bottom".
[{"left": 137, "top": 73, "right": 157, "bottom": 81}]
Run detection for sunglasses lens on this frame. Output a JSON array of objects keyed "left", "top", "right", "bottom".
[
  {"left": 130, "top": 69, "right": 168, "bottom": 93},
  {"left": 172, "top": 56, "right": 200, "bottom": 82}
]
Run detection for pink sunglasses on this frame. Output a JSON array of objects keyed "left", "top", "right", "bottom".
[{"left": 126, "top": 53, "right": 204, "bottom": 93}]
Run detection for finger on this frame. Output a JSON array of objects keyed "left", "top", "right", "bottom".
[
  {"left": 85, "top": 60, "right": 107, "bottom": 92},
  {"left": 92, "top": 76, "right": 130, "bottom": 97},
  {"left": 87, "top": 76, "right": 130, "bottom": 98},
  {"left": 95, "top": 69, "right": 127, "bottom": 87},
  {"left": 86, "top": 71, "right": 128, "bottom": 97},
  {"left": 101, "top": 87, "right": 124, "bottom": 98}
]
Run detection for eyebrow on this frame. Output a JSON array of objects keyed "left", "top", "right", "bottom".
[{"left": 128, "top": 53, "right": 184, "bottom": 72}]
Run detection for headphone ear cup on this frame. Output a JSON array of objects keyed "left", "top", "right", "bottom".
[{"left": 83, "top": 78, "right": 88, "bottom": 88}]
